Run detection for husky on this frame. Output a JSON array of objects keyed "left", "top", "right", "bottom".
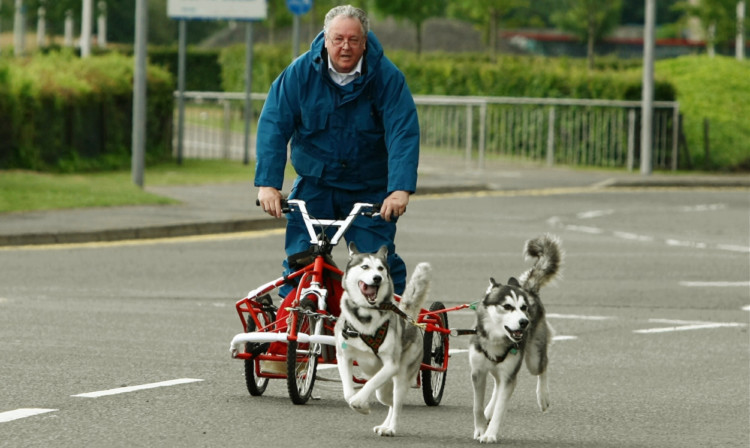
[
  {"left": 334, "top": 243, "right": 431, "bottom": 437},
  {"left": 470, "top": 234, "right": 562, "bottom": 444}
]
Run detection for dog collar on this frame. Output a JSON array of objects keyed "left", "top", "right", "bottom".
[{"left": 481, "top": 344, "right": 519, "bottom": 364}]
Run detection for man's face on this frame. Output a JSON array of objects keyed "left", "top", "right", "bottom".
[{"left": 325, "top": 16, "right": 366, "bottom": 74}]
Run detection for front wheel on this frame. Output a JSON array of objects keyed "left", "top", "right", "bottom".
[
  {"left": 286, "top": 307, "right": 318, "bottom": 404},
  {"left": 422, "top": 301, "right": 448, "bottom": 406}
]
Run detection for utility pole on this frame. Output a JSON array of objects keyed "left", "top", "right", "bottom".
[
  {"left": 13, "top": 0, "right": 25, "bottom": 57},
  {"left": 738, "top": 1, "right": 746, "bottom": 61},
  {"left": 98, "top": 1, "right": 108, "bottom": 49},
  {"left": 132, "top": 0, "right": 148, "bottom": 187},
  {"left": 640, "top": 0, "right": 655, "bottom": 176},
  {"left": 81, "top": 0, "right": 93, "bottom": 57}
]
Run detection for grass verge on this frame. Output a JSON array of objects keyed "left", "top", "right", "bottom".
[{"left": 0, "top": 159, "right": 258, "bottom": 213}]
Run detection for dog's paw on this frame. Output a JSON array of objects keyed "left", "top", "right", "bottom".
[
  {"left": 477, "top": 433, "right": 498, "bottom": 444},
  {"left": 348, "top": 397, "right": 371, "bottom": 415},
  {"left": 537, "top": 383, "right": 550, "bottom": 412},
  {"left": 374, "top": 425, "right": 395, "bottom": 437}
]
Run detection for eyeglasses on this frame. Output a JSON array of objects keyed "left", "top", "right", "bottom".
[{"left": 328, "top": 35, "right": 364, "bottom": 49}]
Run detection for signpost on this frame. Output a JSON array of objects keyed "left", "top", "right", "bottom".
[
  {"left": 286, "top": 0, "right": 312, "bottom": 58},
  {"left": 167, "top": 0, "right": 267, "bottom": 166}
]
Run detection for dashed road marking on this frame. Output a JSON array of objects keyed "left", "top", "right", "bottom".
[
  {"left": 0, "top": 408, "right": 57, "bottom": 423},
  {"left": 680, "top": 281, "right": 750, "bottom": 287},
  {"left": 71, "top": 378, "right": 204, "bottom": 398},
  {"left": 634, "top": 319, "right": 747, "bottom": 334},
  {"left": 547, "top": 313, "right": 615, "bottom": 321}
]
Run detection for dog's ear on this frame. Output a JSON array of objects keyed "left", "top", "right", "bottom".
[
  {"left": 507, "top": 277, "right": 521, "bottom": 287},
  {"left": 486, "top": 277, "right": 500, "bottom": 293},
  {"left": 348, "top": 241, "right": 360, "bottom": 256},
  {"left": 376, "top": 245, "right": 389, "bottom": 259}
]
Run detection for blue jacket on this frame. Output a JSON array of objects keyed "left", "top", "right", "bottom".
[{"left": 254, "top": 31, "right": 420, "bottom": 193}]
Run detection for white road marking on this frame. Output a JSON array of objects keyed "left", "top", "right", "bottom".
[
  {"left": 577, "top": 209, "right": 614, "bottom": 219},
  {"left": 553, "top": 335, "right": 578, "bottom": 341},
  {"left": 565, "top": 225, "right": 604, "bottom": 234},
  {"left": 547, "top": 313, "right": 615, "bottom": 321},
  {"left": 634, "top": 318, "right": 747, "bottom": 334},
  {"left": 666, "top": 239, "right": 708, "bottom": 249},
  {"left": 613, "top": 231, "right": 654, "bottom": 242},
  {"left": 71, "top": 378, "right": 204, "bottom": 398},
  {"left": 716, "top": 244, "right": 750, "bottom": 253},
  {"left": 743, "top": 305, "right": 750, "bottom": 312},
  {"left": 680, "top": 203, "right": 726, "bottom": 212},
  {"left": 680, "top": 281, "right": 750, "bottom": 287},
  {"left": 560, "top": 221, "right": 747, "bottom": 254},
  {"left": 0, "top": 408, "right": 57, "bottom": 423}
]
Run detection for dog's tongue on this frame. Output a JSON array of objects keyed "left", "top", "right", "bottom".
[{"left": 359, "top": 281, "right": 378, "bottom": 299}]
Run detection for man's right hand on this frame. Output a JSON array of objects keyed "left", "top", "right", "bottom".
[{"left": 257, "top": 187, "right": 284, "bottom": 218}]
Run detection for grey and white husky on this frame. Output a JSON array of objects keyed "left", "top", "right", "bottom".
[
  {"left": 335, "top": 243, "right": 431, "bottom": 437},
  {"left": 470, "top": 234, "right": 562, "bottom": 443}
]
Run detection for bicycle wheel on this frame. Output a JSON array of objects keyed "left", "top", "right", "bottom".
[
  {"left": 244, "top": 306, "right": 275, "bottom": 396},
  {"left": 286, "top": 306, "right": 318, "bottom": 404},
  {"left": 422, "top": 301, "right": 448, "bottom": 406}
]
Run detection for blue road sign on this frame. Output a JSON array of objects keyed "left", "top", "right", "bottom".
[{"left": 286, "top": 0, "right": 312, "bottom": 16}]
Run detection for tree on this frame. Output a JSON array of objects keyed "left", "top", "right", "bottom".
[
  {"left": 551, "top": 0, "right": 623, "bottom": 70},
  {"left": 674, "top": 0, "right": 738, "bottom": 56},
  {"left": 373, "top": 0, "right": 447, "bottom": 56},
  {"left": 448, "top": 0, "right": 528, "bottom": 61}
]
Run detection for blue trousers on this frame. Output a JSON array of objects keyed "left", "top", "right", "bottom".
[{"left": 279, "top": 177, "right": 407, "bottom": 297}]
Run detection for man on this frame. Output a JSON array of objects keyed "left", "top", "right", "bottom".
[{"left": 255, "top": 5, "right": 420, "bottom": 298}]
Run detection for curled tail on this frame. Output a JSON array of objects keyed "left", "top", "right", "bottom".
[
  {"left": 521, "top": 234, "right": 563, "bottom": 294},
  {"left": 400, "top": 262, "right": 432, "bottom": 319}
]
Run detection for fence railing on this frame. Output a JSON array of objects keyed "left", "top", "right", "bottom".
[{"left": 173, "top": 91, "right": 681, "bottom": 171}]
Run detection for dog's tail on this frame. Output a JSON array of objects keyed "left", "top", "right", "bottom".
[
  {"left": 520, "top": 234, "right": 562, "bottom": 294},
  {"left": 399, "top": 262, "right": 432, "bottom": 319}
]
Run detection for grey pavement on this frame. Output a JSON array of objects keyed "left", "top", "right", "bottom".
[{"left": 1, "top": 156, "right": 748, "bottom": 246}]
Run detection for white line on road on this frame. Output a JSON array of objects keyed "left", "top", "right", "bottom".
[
  {"left": 634, "top": 318, "right": 747, "bottom": 334},
  {"left": 577, "top": 209, "right": 614, "bottom": 219},
  {"left": 71, "top": 378, "right": 204, "bottom": 398},
  {"left": 0, "top": 408, "right": 57, "bottom": 423},
  {"left": 680, "top": 281, "right": 750, "bottom": 287},
  {"left": 547, "top": 313, "right": 615, "bottom": 321}
]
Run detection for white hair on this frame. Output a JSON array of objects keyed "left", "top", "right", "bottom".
[{"left": 323, "top": 5, "right": 369, "bottom": 36}]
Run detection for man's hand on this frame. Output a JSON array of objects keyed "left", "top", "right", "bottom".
[
  {"left": 257, "top": 186, "right": 284, "bottom": 218},
  {"left": 380, "top": 190, "right": 410, "bottom": 222}
]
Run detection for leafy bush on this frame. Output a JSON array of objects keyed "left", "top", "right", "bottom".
[
  {"left": 1, "top": 51, "right": 174, "bottom": 172},
  {"left": 654, "top": 55, "right": 750, "bottom": 170}
]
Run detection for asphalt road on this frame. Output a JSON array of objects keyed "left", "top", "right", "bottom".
[{"left": 1, "top": 188, "right": 748, "bottom": 447}]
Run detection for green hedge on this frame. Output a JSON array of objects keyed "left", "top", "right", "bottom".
[
  {"left": 654, "top": 55, "right": 749, "bottom": 171},
  {"left": 0, "top": 51, "right": 174, "bottom": 172},
  {"left": 218, "top": 47, "right": 675, "bottom": 101},
  {"left": 149, "top": 46, "right": 223, "bottom": 92}
]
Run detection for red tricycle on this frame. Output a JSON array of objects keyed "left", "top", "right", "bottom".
[{"left": 229, "top": 199, "right": 470, "bottom": 405}]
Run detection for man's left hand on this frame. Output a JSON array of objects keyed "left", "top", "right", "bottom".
[{"left": 380, "top": 190, "right": 410, "bottom": 222}]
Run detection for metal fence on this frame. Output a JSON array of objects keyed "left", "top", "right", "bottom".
[{"left": 174, "top": 92, "right": 681, "bottom": 171}]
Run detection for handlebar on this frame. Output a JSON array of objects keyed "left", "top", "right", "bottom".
[{"left": 256, "top": 198, "right": 381, "bottom": 247}]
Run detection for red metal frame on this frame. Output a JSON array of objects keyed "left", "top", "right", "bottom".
[{"left": 234, "top": 256, "right": 460, "bottom": 380}]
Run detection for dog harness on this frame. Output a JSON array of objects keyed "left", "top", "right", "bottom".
[
  {"left": 340, "top": 301, "right": 423, "bottom": 354},
  {"left": 342, "top": 320, "right": 390, "bottom": 354}
]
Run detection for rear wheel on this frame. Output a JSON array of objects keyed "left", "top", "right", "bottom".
[
  {"left": 286, "top": 305, "right": 318, "bottom": 404},
  {"left": 422, "top": 301, "right": 448, "bottom": 406},
  {"left": 244, "top": 298, "right": 275, "bottom": 396}
]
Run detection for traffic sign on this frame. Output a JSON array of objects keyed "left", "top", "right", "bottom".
[{"left": 286, "top": 0, "right": 312, "bottom": 16}]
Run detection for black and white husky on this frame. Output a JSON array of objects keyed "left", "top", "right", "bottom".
[
  {"left": 334, "top": 243, "right": 431, "bottom": 437},
  {"left": 470, "top": 234, "right": 562, "bottom": 443}
]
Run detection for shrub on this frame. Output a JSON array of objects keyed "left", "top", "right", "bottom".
[
  {"left": 654, "top": 55, "right": 750, "bottom": 170},
  {"left": 1, "top": 51, "right": 174, "bottom": 172}
]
